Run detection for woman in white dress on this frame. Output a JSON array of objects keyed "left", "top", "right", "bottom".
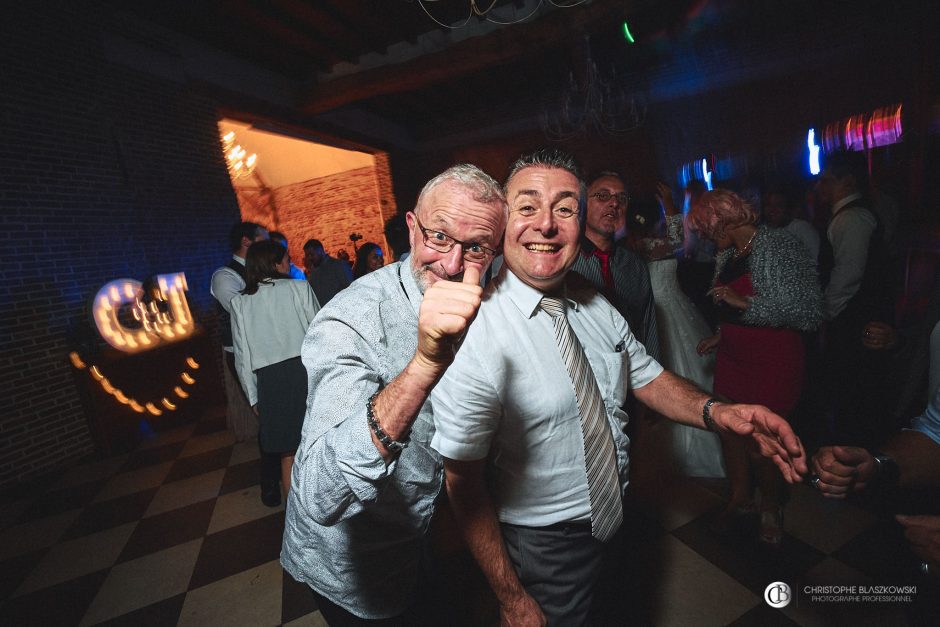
[{"left": 630, "top": 183, "right": 725, "bottom": 478}]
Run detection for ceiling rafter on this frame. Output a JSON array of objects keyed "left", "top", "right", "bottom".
[
  {"left": 228, "top": 0, "right": 338, "bottom": 73},
  {"left": 269, "top": 0, "right": 363, "bottom": 64},
  {"left": 301, "top": 0, "right": 628, "bottom": 115},
  {"left": 318, "top": 1, "right": 399, "bottom": 57}
]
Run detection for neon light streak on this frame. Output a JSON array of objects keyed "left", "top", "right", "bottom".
[
  {"left": 622, "top": 21, "right": 635, "bottom": 43},
  {"left": 807, "top": 128, "right": 821, "bottom": 175},
  {"left": 701, "top": 159, "right": 713, "bottom": 191}
]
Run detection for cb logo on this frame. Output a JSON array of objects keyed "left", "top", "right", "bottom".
[{"left": 764, "top": 582, "right": 792, "bottom": 608}]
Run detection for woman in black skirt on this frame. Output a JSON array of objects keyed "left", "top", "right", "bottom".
[{"left": 231, "top": 239, "right": 320, "bottom": 497}]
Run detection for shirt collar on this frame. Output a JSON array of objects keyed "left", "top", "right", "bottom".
[
  {"left": 232, "top": 254, "right": 246, "bottom": 266},
  {"left": 832, "top": 192, "right": 863, "bottom": 215},
  {"left": 397, "top": 260, "right": 423, "bottom": 317},
  {"left": 498, "top": 264, "right": 579, "bottom": 319}
]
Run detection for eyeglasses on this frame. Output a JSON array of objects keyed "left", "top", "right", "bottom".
[
  {"left": 590, "top": 191, "right": 629, "bottom": 205},
  {"left": 415, "top": 217, "right": 497, "bottom": 262}
]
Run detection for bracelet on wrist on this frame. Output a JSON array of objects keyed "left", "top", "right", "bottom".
[
  {"left": 366, "top": 391, "right": 410, "bottom": 454},
  {"left": 702, "top": 398, "right": 719, "bottom": 432},
  {"left": 871, "top": 452, "right": 900, "bottom": 487}
]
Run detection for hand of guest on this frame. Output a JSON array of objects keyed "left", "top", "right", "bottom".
[
  {"left": 710, "top": 402, "right": 808, "bottom": 483},
  {"left": 810, "top": 446, "right": 876, "bottom": 497},
  {"left": 708, "top": 285, "right": 748, "bottom": 310},
  {"left": 862, "top": 321, "right": 898, "bottom": 351},
  {"left": 499, "top": 592, "right": 547, "bottom": 627},
  {"left": 655, "top": 181, "right": 677, "bottom": 215},
  {"left": 896, "top": 515, "right": 940, "bottom": 571},
  {"left": 414, "top": 265, "right": 483, "bottom": 373},
  {"left": 697, "top": 333, "right": 721, "bottom": 355}
]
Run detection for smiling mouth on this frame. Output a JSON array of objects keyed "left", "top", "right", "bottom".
[{"left": 524, "top": 243, "right": 562, "bottom": 253}]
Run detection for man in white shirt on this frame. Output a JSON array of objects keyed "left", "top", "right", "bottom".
[
  {"left": 431, "top": 149, "right": 808, "bottom": 625},
  {"left": 209, "top": 221, "right": 282, "bottom": 506},
  {"left": 816, "top": 151, "right": 892, "bottom": 446}
]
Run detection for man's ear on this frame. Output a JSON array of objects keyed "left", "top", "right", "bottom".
[{"left": 405, "top": 212, "right": 418, "bottom": 250}]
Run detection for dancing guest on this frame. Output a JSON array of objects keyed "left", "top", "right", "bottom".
[
  {"left": 692, "top": 189, "right": 822, "bottom": 544},
  {"left": 633, "top": 183, "right": 724, "bottom": 478},
  {"left": 231, "top": 239, "right": 320, "bottom": 497},
  {"left": 353, "top": 242, "right": 385, "bottom": 279}
]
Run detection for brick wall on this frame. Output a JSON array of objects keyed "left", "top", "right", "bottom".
[
  {"left": 0, "top": 4, "right": 240, "bottom": 487},
  {"left": 237, "top": 163, "right": 396, "bottom": 268}
]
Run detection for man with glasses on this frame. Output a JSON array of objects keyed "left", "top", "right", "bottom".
[
  {"left": 431, "top": 149, "right": 807, "bottom": 625},
  {"left": 572, "top": 171, "right": 660, "bottom": 361},
  {"left": 282, "top": 164, "right": 507, "bottom": 625}
]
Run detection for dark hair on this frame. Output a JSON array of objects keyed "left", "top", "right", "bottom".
[
  {"left": 269, "top": 231, "right": 287, "bottom": 245},
  {"left": 506, "top": 148, "right": 587, "bottom": 222},
  {"left": 242, "top": 240, "right": 287, "bottom": 295},
  {"left": 384, "top": 214, "right": 410, "bottom": 261},
  {"left": 353, "top": 243, "right": 383, "bottom": 278},
  {"left": 822, "top": 151, "right": 869, "bottom": 191},
  {"left": 228, "top": 222, "right": 263, "bottom": 253},
  {"left": 303, "top": 238, "right": 324, "bottom": 253}
]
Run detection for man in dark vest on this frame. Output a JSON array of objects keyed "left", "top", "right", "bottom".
[
  {"left": 816, "top": 151, "right": 892, "bottom": 447},
  {"left": 210, "top": 221, "right": 282, "bottom": 506},
  {"left": 571, "top": 171, "right": 660, "bottom": 361}
]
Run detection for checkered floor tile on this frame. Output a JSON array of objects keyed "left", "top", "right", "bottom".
[{"left": 0, "top": 405, "right": 935, "bottom": 625}]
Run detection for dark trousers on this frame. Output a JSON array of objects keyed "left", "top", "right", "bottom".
[
  {"left": 309, "top": 588, "right": 445, "bottom": 627},
  {"left": 501, "top": 522, "right": 613, "bottom": 627},
  {"left": 823, "top": 313, "right": 890, "bottom": 448},
  {"left": 223, "top": 350, "right": 280, "bottom": 485}
]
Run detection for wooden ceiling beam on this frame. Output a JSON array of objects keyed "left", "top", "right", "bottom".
[
  {"left": 270, "top": 0, "right": 364, "bottom": 64},
  {"left": 301, "top": 0, "right": 629, "bottom": 114},
  {"left": 319, "top": 1, "right": 398, "bottom": 55},
  {"left": 229, "top": 0, "right": 337, "bottom": 72}
]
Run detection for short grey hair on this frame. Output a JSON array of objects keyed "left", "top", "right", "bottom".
[
  {"left": 415, "top": 164, "right": 506, "bottom": 216},
  {"left": 505, "top": 148, "right": 587, "bottom": 220},
  {"left": 590, "top": 170, "right": 628, "bottom": 195}
]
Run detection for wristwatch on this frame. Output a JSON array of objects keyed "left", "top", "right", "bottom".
[
  {"left": 871, "top": 452, "right": 900, "bottom": 487},
  {"left": 702, "top": 398, "right": 719, "bottom": 432}
]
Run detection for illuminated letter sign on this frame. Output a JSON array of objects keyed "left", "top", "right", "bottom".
[{"left": 92, "top": 272, "right": 195, "bottom": 352}]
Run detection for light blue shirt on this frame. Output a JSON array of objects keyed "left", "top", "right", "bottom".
[
  {"left": 431, "top": 267, "right": 663, "bottom": 527},
  {"left": 282, "top": 261, "right": 442, "bottom": 620}
]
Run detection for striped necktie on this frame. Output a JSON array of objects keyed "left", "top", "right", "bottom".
[{"left": 540, "top": 296, "right": 623, "bottom": 542}]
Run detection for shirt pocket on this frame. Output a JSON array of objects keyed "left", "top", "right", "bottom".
[{"left": 599, "top": 350, "right": 630, "bottom": 406}]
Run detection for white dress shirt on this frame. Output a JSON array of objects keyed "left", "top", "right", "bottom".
[
  {"left": 230, "top": 279, "right": 320, "bottom": 405},
  {"left": 825, "top": 193, "right": 877, "bottom": 319},
  {"left": 431, "top": 267, "right": 663, "bottom": 527},
  {"left": 210, "top": 255, "right": 246, "bottom": 353}
]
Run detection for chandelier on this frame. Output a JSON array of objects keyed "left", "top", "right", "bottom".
[
  {"left": 221, "top": 131, "right": 258, "bottom": 180},
  {"left": 417, "top": 0, "right": 587, "bottom": 29},
  {"left": 540, "top": 42, "right": 647, "bottom": 141}
]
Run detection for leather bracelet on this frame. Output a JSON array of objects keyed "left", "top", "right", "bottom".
[
  {"left": 366, "top": 392, "right": 410, "bottom": 454},
  {"left": 702, "top": 398, "right": 719, "bottom": 432}
]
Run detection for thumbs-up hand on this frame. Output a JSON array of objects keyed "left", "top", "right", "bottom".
[
  {"left": 811, "top": 445, "right": 877, "bottom": 497},
  {"left": 414, "top": 265, "right": 483, "bottom": 376}
]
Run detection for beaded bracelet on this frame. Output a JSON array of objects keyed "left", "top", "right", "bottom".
[
  {"left": 366, "top": 392, "right": 410, "bottom": 453},
  {"left": 702, "top": 398, "right": 719, "bottom": 432}
]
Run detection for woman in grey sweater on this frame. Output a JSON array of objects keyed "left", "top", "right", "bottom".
[{"left": 692, "top": 189, "right": 822, "bottom": 545}]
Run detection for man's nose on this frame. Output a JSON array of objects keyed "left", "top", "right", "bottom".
[
  {"left": 534, "top": 207, "right": 557, "bottom": 234},
  {"left": 440, "top": 245, "right": 464, "bottom": 277}
]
